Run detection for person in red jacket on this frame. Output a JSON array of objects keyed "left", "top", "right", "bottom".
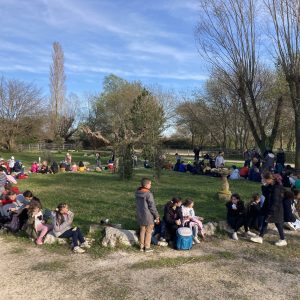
[
  {"left": 0, "top": 191, "right": 17, "bottom": 217},
  {"left": 239, "top": 163, "right": 249, "bottom": 179}
]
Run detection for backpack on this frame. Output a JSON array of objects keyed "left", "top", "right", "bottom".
[{"left": 176, "top": 227, "right": 193, "bottom": 250}]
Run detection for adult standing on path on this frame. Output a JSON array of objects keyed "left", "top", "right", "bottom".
[
  {"left": 250, "top": 171, "right": 287, "bottom": 246},
  {"left": 135, "top": 178, "right": 159, "bottom": 253}
]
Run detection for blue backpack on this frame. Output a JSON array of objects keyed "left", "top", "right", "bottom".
[{"left": 176, "top": 227, "right": 193, "bottom": 250}]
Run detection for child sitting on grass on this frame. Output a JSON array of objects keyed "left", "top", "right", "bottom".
[
  {"left": 181, "top": 198, "right": 205, "bottom": 244},
  {"left": 52, "top": 203, "right": 90, "bottom": 253},
  {"left": 27, "top": 201, "right": 53, "bottom": 245},
  {"left": 226, "top": 193, "right": 256, "bottom": 240},
  {"left": 246, "top": 193, "right": 262, "bottom": 231}
]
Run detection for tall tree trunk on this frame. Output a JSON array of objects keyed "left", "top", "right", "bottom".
[{"left": 295, "top": 113, "right": 300, "bottom": 168}]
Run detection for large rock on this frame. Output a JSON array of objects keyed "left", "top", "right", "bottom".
[
  {"left": 102, "top": 227, "right": 138, "bottom": 248},
  {"left": 43, "top": 232, "right": 67, "bottom": 245},
  {"left": 218, "top": 220, "right": 234, "bottom": 234},
  {"left": 203, "top": 222, "right": 217, "bottom": 236}
]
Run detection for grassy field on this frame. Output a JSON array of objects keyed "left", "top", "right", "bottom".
[{"left": 0, "top": 151, "right": 261, "bottom": 232}]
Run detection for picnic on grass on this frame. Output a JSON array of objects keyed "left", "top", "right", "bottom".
[{"left": 1, "top": 150, "right": 300, "bottom": 254}]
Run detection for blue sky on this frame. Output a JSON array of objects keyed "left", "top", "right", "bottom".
[{"left": 0, "top": 0, "right": 209, "bottom": 97}]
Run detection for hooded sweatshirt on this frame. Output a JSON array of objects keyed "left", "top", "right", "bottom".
[{"left": 135, "top": 187, "right": 159, "bottom": 226}]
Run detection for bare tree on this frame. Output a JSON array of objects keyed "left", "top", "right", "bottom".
[
  {"left": 265, "top": 0, "right": 300, "bottom": 166},
  {"left": 49, "top": 41, "right": 66, "bottom": 139},
  {"left": 0, "top": 77, "right": 44, "bottom": 149},
  {"left": 196, "top": 0, "right": 283, "bottom": 153}
]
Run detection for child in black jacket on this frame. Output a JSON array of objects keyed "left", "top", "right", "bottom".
[{"left": 226, "top": 193, "right": 256, "bottom": 240}]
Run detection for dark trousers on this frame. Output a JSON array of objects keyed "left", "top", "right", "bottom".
[
  {"left": 228, "top": 215, "right": 248, "bottom": 232},
  {"left": 18, "top": 209, "right": 29, "bottom": 229},
  {"left": 166, "top": 224, "right": 179, "bottom": 242},
  {"left": 59, "top": 228, "right": 85, "bottom": 248},
  {"left": 259, "top": 218, "right": 285, "bottom": 240}
]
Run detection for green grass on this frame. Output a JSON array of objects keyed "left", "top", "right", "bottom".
[{"left": 1, "top": 151, "right": 261, "bottom": 241}]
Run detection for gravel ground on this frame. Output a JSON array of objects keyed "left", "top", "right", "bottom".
[{"left": 1, "top": 229, "right": 300, "bottom": 300}]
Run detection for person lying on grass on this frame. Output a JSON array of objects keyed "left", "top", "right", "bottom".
[
  {"left": 226, "top": 193, "right": 256, "bottom": 241},
  {"left": 52, "top": 203, "right": 90, "bottom": 254}
]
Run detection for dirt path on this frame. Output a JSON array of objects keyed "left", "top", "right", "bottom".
[{"left": 1, "top": 231, "right": 300, "bottom": 300}]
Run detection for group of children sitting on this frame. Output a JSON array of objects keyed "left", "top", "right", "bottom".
[
  {"left": 226, "top": 177, "right": 300, "bottom": 246},
  {"left": 0, "top": 184, "right": 90, "bottom": 254}
]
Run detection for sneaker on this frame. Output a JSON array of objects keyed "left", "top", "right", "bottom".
[
  {"left": 232, "top": 232, "right": 238, "bottom": 240},
  {"left": 159, "top": 237, "right": 166, "bottom": 242},
  {"left": 80, "top": 241, "right": 91, "bottom": 249},
  {"left": 35, "top": 239, "right": 43, "bottom": 245},
  {"left": 246, "top": 231, "right": 257, "bottom": 237},
  {"left": 193, "top": 237, "right": 201, "bottom": 244},
  {"left": 140, "top": 247, "right": 144, "bottom": 252},
  {"left": 275, "top": 239, "right": 287, "bottom": 247},
  {"left": 250, "top": 236, "right": 263, "bottom": 244},
  {"left": 285, "top": 222, "right": 296, "bottom": 231},
  {"left": 144, "top": 248, "right": 154, "bottom": 253},
  {"left": 73, "top": 246, "right": 86, "bottom": 254},
  {"left": 157, "top": 241, "right": 168, "bottom": 247}
]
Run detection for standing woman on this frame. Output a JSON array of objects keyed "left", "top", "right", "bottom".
[{"left": 251, "top": 171, "right": 287, "bottom": 246}]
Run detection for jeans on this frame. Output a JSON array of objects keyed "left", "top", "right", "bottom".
[
  {"left": 140, "top": 224, "right": 154, "bottom": 249},
  {"left": 260, "top": 217, "right": 285, "bottom": 240},
  {"left": 151, "top": 221, "right": 166, "bottom": 245},
  {"left": 59, "top": 228, "right": 85, "bottom": 248}
]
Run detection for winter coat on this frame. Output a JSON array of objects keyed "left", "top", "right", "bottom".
[
  {"left": 163, "top": 203, "right": 183, "bottom": 226},
  {"left": 226, "top": 200, "right": 245, "bottom": 224},
  {"left": 261, "top": 184, "right": 284, "bottom": 223},
  {"left": 229, "top": 169, "right": 240, "bottom": 180},
  {"left": 52, "top": 211, "right": 74, "bottom": 237},
  {"left": 276, "top": 152, "right": 285, "bottom": 166},
  {"left": 262, "top": 153, "right": 275, "bottom": 171},
  {"left": 135, "top": 187, "right": 159, "bottom": 226}
]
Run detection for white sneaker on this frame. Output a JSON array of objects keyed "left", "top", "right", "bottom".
[
  {"left": 80, "top": 241, "right": 91, "bottom": 249},
  {"left": 246, "top": 231, "right": 257, "bottom": 237},
  {"left": 159, "top": 237, "right": 166, "bottom": 242},
  {"left": 232, "top": 232, "right": 238, "bottom": 240},
  {"left": 73, "top": 246, "right": 86, "bottom": 253},
  {"left": 285, "top": 222, "right": 296, "bottom": 231},
  {"left": 250, "top": 236, "right": 263, "bottom": 244},
  {"left": 275, "top": 239, "right": 287, "bottom": 247},
  {"left": 157, "top": 241, "right": 168, "bottom": 247},
  {"left": 193, "top": 237, "right": 201, "bottom": 244}
]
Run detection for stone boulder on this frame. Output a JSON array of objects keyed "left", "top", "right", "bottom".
[
  {"left": 43, "top": 232, "right": 67, "bottom": 245},
  {"left": 218, "top": 220, "right": 234, "bottom": 234},
  {"left": 102, "top": 227, "right": 138, "bottom": 248},
  {"left": 203, "top": 222, "right": 217, "bottom": 236}
]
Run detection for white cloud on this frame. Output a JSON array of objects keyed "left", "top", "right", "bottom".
[{"left": 65, "top": 63, "right": 208, "bottom": 81}]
